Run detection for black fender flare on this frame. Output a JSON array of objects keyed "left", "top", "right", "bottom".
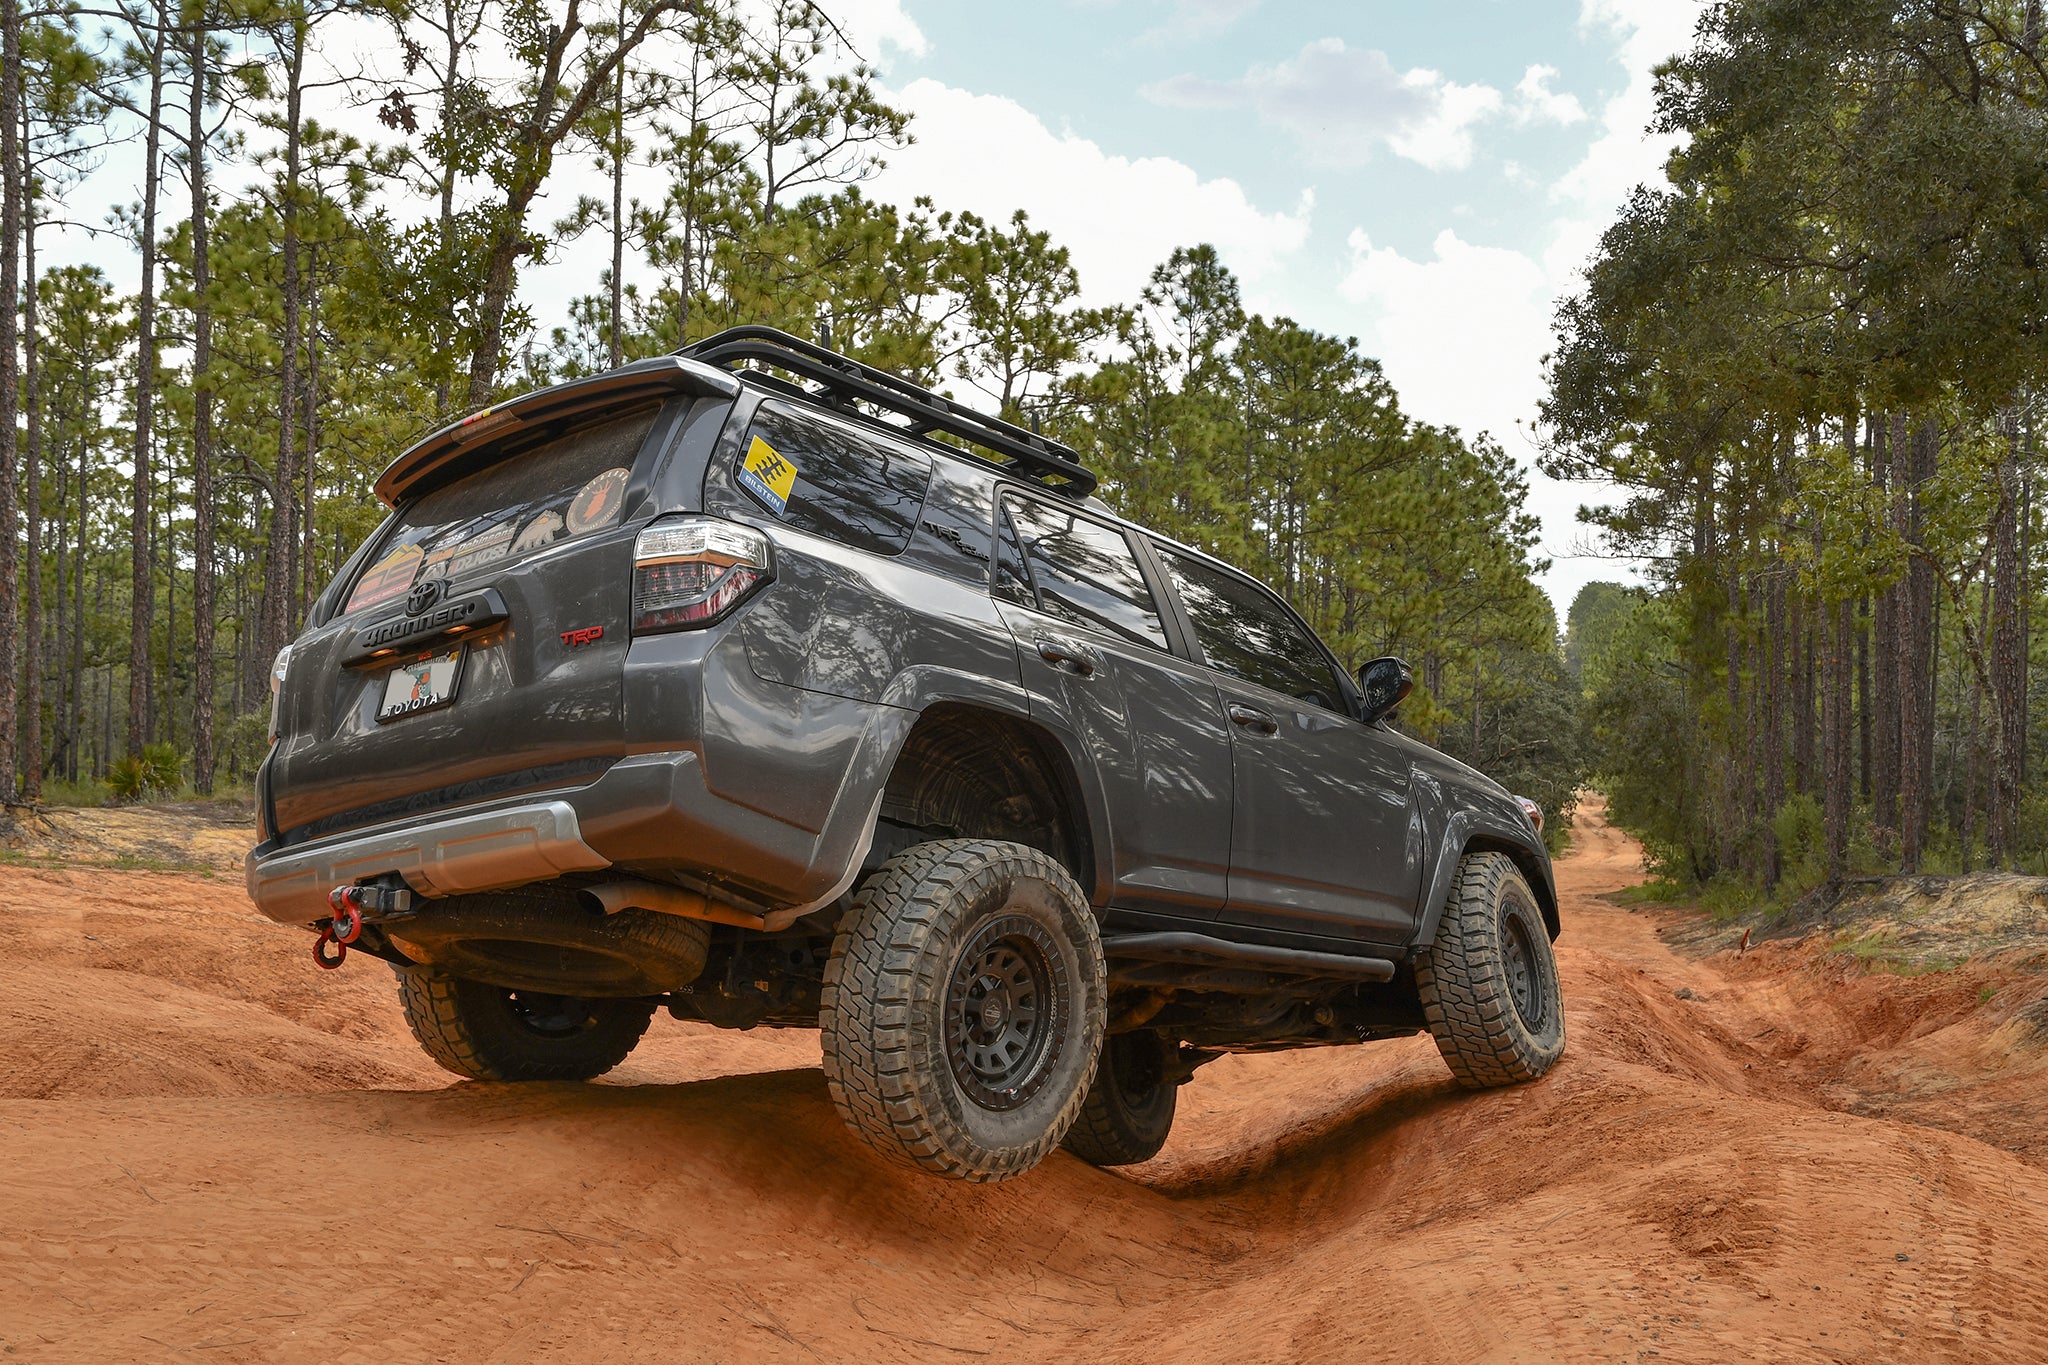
[
  {"left": 872, "top": 665, "right": 1117, "bottom": 905},
  {"left": 1411, "top": 802, "right": 1560, "bottom": 947}
]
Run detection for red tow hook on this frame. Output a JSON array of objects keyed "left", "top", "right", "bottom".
[
  {"left": 331, "top": 902, "right": 365, "bottom": 945},
  {"left": 326, "top": 885, "right": 370, "bottom": 946},
  {"left": 313, "top": 924, "right": 348, "bottom": 970}
]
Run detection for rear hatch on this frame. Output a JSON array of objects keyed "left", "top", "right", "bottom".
[{"left": 268, "top": 402, "right": 674, "bottom": 843}]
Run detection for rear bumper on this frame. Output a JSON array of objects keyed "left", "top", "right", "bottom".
[
  {"left": 246, "top": 799, "right": 610, "bottom": 925},
  {"left": 246, "top": 739, "right": 897, "bottom": 928}
]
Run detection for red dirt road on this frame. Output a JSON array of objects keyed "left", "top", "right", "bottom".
[{"left": 3, "top": 799, "right": 2047, "bottom": 1363}]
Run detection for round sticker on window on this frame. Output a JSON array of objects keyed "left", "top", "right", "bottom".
[
  {"left": 567, "top": 467, "right": 629, "bottom": 535},
  {"left": 512, "top": 510, "right": 566, "bottom": 554}
]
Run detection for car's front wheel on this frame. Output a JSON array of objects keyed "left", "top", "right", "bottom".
[
  {"left": 1413, "top": 850, "right": 1566, "bottom": 1088},
  {"left": 820, "top": 839, "right": 1106, "bottom": 1182}
]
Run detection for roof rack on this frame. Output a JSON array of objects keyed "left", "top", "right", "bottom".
[{"left": 679, "top": 325, "right": 1097, "bottom": 497}]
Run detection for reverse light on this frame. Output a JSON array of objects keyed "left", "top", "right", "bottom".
[
  {"left": 268, "top": 643, "right": 294, "bottom": 743},
  {"left": 1515, "top": 796, "right": 1544, "bottom": 835},
  {"left": 632, "top": 517, "right": 773, "bottom": 633}
]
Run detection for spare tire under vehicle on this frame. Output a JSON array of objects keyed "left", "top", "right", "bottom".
[
  {"left": 820, "top": 838, "right": 1107, "bottom": 1182},
  {"left": 398, "top": 969, "right": 658, "bottom": 1081},
  {"left": 385, "top": 885, "right": 711, "bottom": 997}
]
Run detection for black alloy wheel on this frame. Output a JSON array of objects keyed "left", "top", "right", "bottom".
[
  {"left": 945, "top": 915, "right": 1069, "bottom": 1111},
  {"left": 820, "top": 839, "right": 1107, "bottom": 1182}
]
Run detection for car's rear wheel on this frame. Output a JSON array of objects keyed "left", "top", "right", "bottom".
[
  {"left": 1413, "top": 851, "right": 1565, "bottom": 1088},
  {"left": 820, "top": 839, "right": 1106, "bottom": 1182},
  {"left": 1062, "top": 1028, "right": 1178, "bottom": 1168},
  {"left": 397, "top": 969, "right": 656, "bottom": 1081}
]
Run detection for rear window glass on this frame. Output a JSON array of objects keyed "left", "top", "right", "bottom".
[
  {"left": 735, "top": 402, "right": 932, "bottom": 555},
  {"left": 345, "top": 407, "right": 655, "bottom": 616}
]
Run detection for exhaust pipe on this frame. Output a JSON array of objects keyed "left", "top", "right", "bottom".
[{"left": 584, "top": 879, "right": 808, "bottom": 933}]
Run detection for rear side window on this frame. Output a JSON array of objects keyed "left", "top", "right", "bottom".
[
  {"left": 736, "top": 402, "right": 932, "bottom": 555},
  {"left": 345, "top": 406, "right": 655, "bottom": 616},
  {"left": 1158, "top": 548, "right": 1344, "bottom": 710},
  {"left": 1002, "top": 495, "right": 1169, "bottom": 651}
]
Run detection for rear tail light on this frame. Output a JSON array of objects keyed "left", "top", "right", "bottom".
[
  {"left": 632, "top": 516, "right": 773, "bottom": 633},
  {"left": 268, "top": 644, "right": 293, "bottom": 743}
]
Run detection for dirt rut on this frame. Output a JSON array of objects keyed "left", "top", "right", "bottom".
[{"left": 3, "top": 799, "right": 2046, "bottom": 1362}]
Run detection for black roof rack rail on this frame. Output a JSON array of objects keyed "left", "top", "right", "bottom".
[{"left": 679, "top": 325, "right": 1097, "bottom": 497}]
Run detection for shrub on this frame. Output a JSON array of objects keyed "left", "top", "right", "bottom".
[{"left": 104, "top": 743, "right": 185, "bottom": 803}]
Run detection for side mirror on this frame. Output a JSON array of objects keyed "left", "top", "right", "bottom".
[{"left": 1358, "top": 656, "right": 1413, "bottom": 725}]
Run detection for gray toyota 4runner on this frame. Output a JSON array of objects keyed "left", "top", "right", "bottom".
[{"left": 250, "top": 327, "right": 1565, "bottom": 1182}]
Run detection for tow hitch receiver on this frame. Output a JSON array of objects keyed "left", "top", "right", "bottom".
[{"left": 314, "top": 882, "right": 417, "bottom": 970}]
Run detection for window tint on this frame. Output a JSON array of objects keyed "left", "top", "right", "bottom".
[
  {"left": 346, "top": 406, "right": 654, "bottom": 616},
  {"left": 1004, "top": 496, "right": 1168, "bottom": 650},
  {"left": 992, "top": 502, "right": 1035, "bottom": 606},
  {"left": 738, "top": 402, "right": 932, "bottom": 555},
  {"left": 1159, "top": 548, "right": 1344, "bottom": 710}
]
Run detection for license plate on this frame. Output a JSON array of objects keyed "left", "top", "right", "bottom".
[{"left": 378, "top": 646, "right": 465, "bottom": 722}]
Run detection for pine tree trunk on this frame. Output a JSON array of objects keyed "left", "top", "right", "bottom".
[
  {"left": 1824, "top": 592, "right": 1851, "bottom": 891},
  {"left": 0, "top": 0, "right": 24, "bottom": 800},
  {"left": 1873, "top": 415, "right": 1902, "bottom": 840},
  {"left": 1855, "top": 598, "right": 1870, "bottom": 803},
  {"left": 69, "top": 369, "right": 86, "bottom": 783},
  {"left": 1899, "top": 417, "right": 1937, "bottom": 872},
  {"left": 1762, "top": 570, "right": 1785, "bottom": 885},
  {"left": 189, "top": 16, "right": 217, "bottom": 793},
  {"left": 20, "top": 145, "right": 41, "bottom": 799},
  {"left": 1791, "top": 591, "right": 1815, "bottom": 792},
  {"left": 609, "top": 0, "right": 625, "bottom": 369},
  {"left": 1978, "top": 410, "right": 2024, "bottom": 868},
  {"left": 259, "top": 26, "right": 304, "bottom": 694},
  {"left": 128, "top": 11, "right": 169, "bottom": 759},
  {"left": 299, "top": 244, "right": 319, "bottom": 622}
]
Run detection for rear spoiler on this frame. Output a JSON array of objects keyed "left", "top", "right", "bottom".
[{"left": 373, "top": 358, "right": 741, "bottom": 507}]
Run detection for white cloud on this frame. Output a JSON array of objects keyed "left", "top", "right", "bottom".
[
  {"left": 1545, "top": 1, "right": 1706, "bottom": 278},
  {"left": 1142, "top": 0, "right": 1262, "bottom": 41},
  {"left": 816, "top": 0, "right": 927, "bottom": 62},
  {"left": 1510, "top": 64, "right": 1587, "bottom": 126},
  {"left": 867, "top": 78, "right": 1314, "bottom": 304},
  {"left": 1329, "top": 4, "right": 1711, "bottom": 609},
  {"left": 1144, "top": 38, "right": 1503, "bottom": 171},
  {"left": 1340, "top": 228, "right": 1552, "bottom": 448}
]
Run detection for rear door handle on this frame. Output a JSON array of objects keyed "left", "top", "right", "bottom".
[
  {"left": 1035, "top": 637, "right": 1101, "bottom": 677},
  {"left": 1227, "top": 702, "right": 1278, "bottom": 736}
]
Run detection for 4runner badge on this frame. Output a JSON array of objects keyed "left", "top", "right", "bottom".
[
  {"left": 560, "top": 625, "right": 604, "bottom": 648},
  {"left": 738, "top": 436, "right": 798, "bottom": 516}
]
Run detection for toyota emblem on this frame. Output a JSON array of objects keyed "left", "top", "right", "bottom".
[{"left": 405, "top": 576, "right": 445, "bottom": 617}]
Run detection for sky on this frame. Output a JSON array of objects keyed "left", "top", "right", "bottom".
[
  {"left": 783, "top": 0, "right": 1710, "bottom": 616},
  {"left": 46, "top": 0, "right": 1710, "bottom": 619}
]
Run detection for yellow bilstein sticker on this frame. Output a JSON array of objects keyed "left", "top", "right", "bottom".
[{"left": 739, "top": 436, "right": 798, "bottom": 516}]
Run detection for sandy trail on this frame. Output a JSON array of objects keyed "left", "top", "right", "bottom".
[{"left": 3, "top": 797, "right": 2047, "bottom": 1362}]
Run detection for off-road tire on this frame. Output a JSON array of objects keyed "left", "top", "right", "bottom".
[
  {"left": 820, "top": 839, "right": 1106, "bottom": 1182},
  {"left": 387, "top": 887, "right": 711, "bottom": 996},
  {"left": 397, "top": 969, "right": 656, "bottom": 1081},
  {"left": 1062, "top": 1029, "right": 1177, "bottom": 1168},
  {"left": 1414, "top": 851, "right": 1565, "bottom": 1089}
]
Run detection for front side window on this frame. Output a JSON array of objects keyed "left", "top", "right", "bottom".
[
  {"left": 1159, "top": 548, "right": 1344, "bottom": 710},
  {"left": 1002, "top": 496, "right": 1169, "bottom": 650},
  {"left": 735, "top": 402, "right": 933, "bottom": 555}
]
